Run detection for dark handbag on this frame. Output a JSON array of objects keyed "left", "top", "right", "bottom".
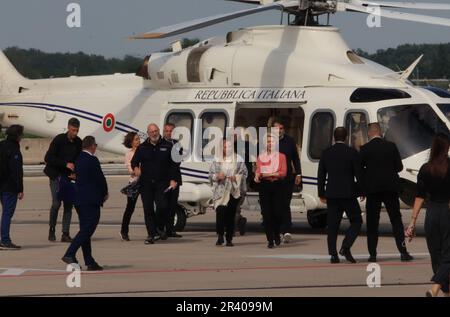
[
  {"left": 57, "top": 176, "right": 76, "bottom": 204},
  {"left": 120, "top": 180, "right": 140, "bottom": 199}
]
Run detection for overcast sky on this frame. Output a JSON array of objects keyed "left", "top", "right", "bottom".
[{"left": 1, "top": 0, "right": 450, "bottom": 58}]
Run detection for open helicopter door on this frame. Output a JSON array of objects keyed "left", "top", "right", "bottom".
[{"left": 234, "top": 102, "right": 306, "bottom": 214}]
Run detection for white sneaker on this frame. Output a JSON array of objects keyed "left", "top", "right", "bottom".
[{"left": 283, "top": 233, "right": 292, "bottom": 244}]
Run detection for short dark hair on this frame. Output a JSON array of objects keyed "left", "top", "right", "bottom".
[
  {"left": 5, "top": 125, "right": 24, "bottom": 141},
  {"left": 334, "top": 127, "right": 348, "bottom": 142},
  {"left": 82, "top": 136, "right": 97, "bottom": 149},
  {"left": 68, "top": 117, "right": 80, "bottom": 128},
  {"left": 164, "top": 123, "right": 175, "bottom": 129},
  {"left": 272, "top": 117, "right": 285, "bottom": 127},
  {"left": 123, "top": 132, "right": 138, "bottom": 149}
]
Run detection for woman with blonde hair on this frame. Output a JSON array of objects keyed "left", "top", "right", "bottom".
[
  {"left": 254, "top": 133, "right": 287, "bottom": 248},
  {"left": 209, "top": 138, "right": 248, "bottom": 247}
]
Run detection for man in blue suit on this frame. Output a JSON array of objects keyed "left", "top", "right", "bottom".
[{"left": 62, "top": 136, "right": 108, "bottom": 271}]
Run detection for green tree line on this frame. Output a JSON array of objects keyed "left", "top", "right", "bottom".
[
  {"left": 3, "top": 41, "right": 449, "bottom": 80},
  {"left": 356, "top": 43, "right": 450, "bottom": 80},
  {"left": 4, "top": 38, "right": 200, "bottom": 79}
]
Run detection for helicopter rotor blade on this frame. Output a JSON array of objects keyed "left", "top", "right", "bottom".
[
  {"left": 341, "top": 3, "right": 450, "bottom": 27},
  {"left": 354, "top": 1, "right": 450, "bottom": 10},
  {"left": 129, "top": 1, "right": 295, "bottom": 39}
]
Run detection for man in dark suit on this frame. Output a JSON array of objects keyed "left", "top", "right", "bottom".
[
  {"left": 272, "top": 119, "right": 302, "bottom": 244},
  {"left": 162, "top": 123, "right": 183, "bottom": 238},
  {"left": 360, "top": 123, "right": 413, "bottom": 262},
  {"left": 318, "top": 127, "right": 363, "bottom": 264},
  {"left": 62, "top": 136, "right": 108, "bottom": 271}
]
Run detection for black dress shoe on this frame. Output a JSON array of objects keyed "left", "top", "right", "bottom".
[
  {"left": 157, "top": 229, "right": 168, "bottom": 241},
  {"left": 339, "top": 248, "right": 357, "bottom": 263},
  {"left": 167, "top": 232, "right": 183, "bottom": 238},
  {"left": 61, "top": 256, "right": 78, "bottom": 265},
  {"left": 216, "top": 236, "right": 224, "bottom": 246},
  {"left": 119, "top": 232, "right": 130, "bottom": 241},
  {"left": 61, "top": 234, "right": 73, "bottom": 243},
  {"left": 368, "top": 256, "right": 377, "bottom": 263},
  {"left": 238, "top": 217, "right": 247, "bottom": 236},
  {"left": 226, "top": 241, "right": 234, "bottom": 247},
  {"left": 267, "top": 242, "right": 275, "bottom": 249},
  {"left": 87, "top": 263, "right": 103, "bottom": 271},
  {"left": 401, "top": 253, "right": 414, "bottom": 262},
  {"left": 330, "top": 255, "right": 340, "bottom": 264},
  {"left": 274, "top": 235, "right": 281, "bottom": 246},
  {"left": 144, "top": 237, "right": 155, "bottom": 245},
  {"left": 48, "top": 228, "right": 56, "bottom": 242}
]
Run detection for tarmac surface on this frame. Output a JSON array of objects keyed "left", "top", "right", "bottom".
[{"left": 0, "top": 176, "right": 439, "bottom": 297}]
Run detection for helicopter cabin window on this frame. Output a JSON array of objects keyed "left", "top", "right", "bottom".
[
  {"left": 378, "top": 104, "right": 450, "bottom": 159},
  {"left": 345, "top": 112, "right": 368, "bottom": 152},
  {"left": 424, "top": 86, "right": 450, "bottom": 99},
  {"left": 350, "top": 88, "right": 411, "bottom": 103},
  {"left": 438, "top": 104, "right": 450, "bottom": 121},
  {"left": 166, "top": 112, "right": 194, "bottom": 156},
  {"left": 234, "top": 106, "right": 305, "bottom": 172},
  {"left": 309, "top": 112, "right": 334, "bottom": 160},
  {"left": 201, "top": 112, "right": 227, "bottom": 160}
]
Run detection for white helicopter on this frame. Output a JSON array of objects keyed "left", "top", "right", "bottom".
[{"left": 1, "top": 0, "right": 450, "bottom": 230}]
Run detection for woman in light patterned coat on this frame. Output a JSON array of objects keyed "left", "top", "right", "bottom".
[{"left": 209, "top": 139, "right": 248, "bottom": 247}]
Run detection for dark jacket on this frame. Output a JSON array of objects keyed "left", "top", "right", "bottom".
[
  {"left": 317, "top": 143, "right": 363, "bottom": 199},
  {"left": 131, "top": 137, "right": 177, "bottom": 184},
  {"left": 161, "top": 137, "right": 183, "bottom": 185},
  {"left": 0, "top": 138, "right": 24, "bottom": 193},
  {"left": 74, "top": 151, "right": 108, "bottom": 206},
  {"left": 360, "top": 137, "right": 403, "bottom": 194},
  {"left": 279, "top": 134, "right": 302, "bottom": 178},
  {"left": 44, "top": 133, "right": 82, "bottom": 180}
]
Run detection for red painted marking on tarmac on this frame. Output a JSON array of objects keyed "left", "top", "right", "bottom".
[{"left": 0, "top": 261, "right": 431, "bottom": 279}]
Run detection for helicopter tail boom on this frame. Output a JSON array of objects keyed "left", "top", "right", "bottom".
[{"left": 0, "top": 51, "right": 27, "bottom": 96}]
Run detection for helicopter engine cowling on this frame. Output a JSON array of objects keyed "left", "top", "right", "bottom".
[{"left": 138, "top": 26, "right": 408, "bottom": 90}]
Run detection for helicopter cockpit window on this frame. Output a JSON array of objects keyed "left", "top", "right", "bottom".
[
  {"left": 309, "top": 112, "right": 334, "bottom": 160},
  {"left": 201, "top": 112, "right": 227, "bottom": 160},
  {"left": 345, "top": 112, "right": 368, "bottom": 152},
  {"left": 424, "top": 86, "right": 450, "bottom": 99},
  {"left": 378, "top": 104, "right": 450, "bottom": 159},
  {"left": 350, "top": 88, "right": 411, "bottom": 103},
  {"left": 438, "top": 104, "right": 450, "bottom": 121}
]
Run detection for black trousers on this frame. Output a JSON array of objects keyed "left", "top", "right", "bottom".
[
  {"left": 216, "top": 196, "right": 240, "bottom": 242},
  {"left": 366, "top": 191, "right": 407, "bottom": 257},
  {"left": 120, "top": 194, "right": 139, "bottom": 235},
  {"left": 49, "top": 178, "right": 72, "bottom": 234},
  {"left": 280, "top": 177, "right": 294, "bottom": 234},
  {"left": 259, "top": 181, "right": 284, "bottom": 243},
  {"left": 327, "top": 198, "right": 363, "bottom": 256},
  {"left": 166, "top": 187, "right": 180, "bottom": 234},
  {"left": 64, "top": 205, "right": 100, "bottom": 266},
  {"left": 425, "top": 202, "right": 450, "bottom": 293},
  {"left": 140, "top": 181, "right": 168, "bottom": 237}
]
